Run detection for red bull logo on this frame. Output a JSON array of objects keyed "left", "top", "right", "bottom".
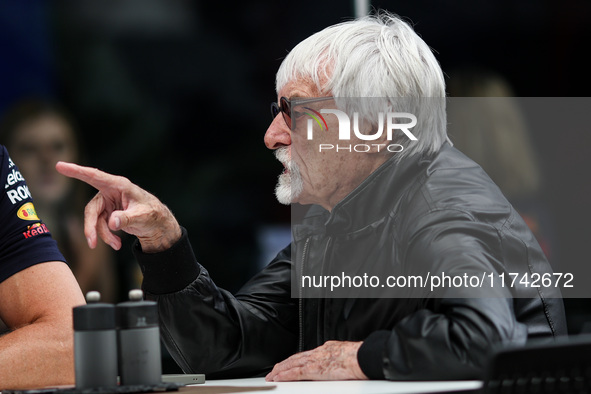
[{"left": 22, "top": 223, "right": 49, "bottom": 239}]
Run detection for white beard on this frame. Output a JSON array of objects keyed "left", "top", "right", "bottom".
[{"left": 274, "top": 147, "right": 303, "bottom": 205}]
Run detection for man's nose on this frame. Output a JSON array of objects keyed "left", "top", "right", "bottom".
[{"left": 264, "top": 115, "right": 291, "bottom": 150}]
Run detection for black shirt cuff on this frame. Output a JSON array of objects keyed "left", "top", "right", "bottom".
[
  {"left": 358, "top": 330, "right": 390, "bottom": 379},
  {"left": 133, "top": 226, "right": 201, "bottom": 295}
]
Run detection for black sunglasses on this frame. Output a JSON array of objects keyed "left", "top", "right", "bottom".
[{"left": 270, "top": 96, "right": 334, "bottom": 130}]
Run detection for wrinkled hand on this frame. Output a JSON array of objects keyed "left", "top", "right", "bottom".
[
  {"left": 266, "top": 341, "right": 367, "bottom": 382},
  {"left": 56, "top": 162, "right": 182, "bottom": 253}
]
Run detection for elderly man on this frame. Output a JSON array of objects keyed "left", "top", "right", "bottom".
[
  {"left": 0, "top": 145, "right": 85, "bottom": 389},
  {"left": 57, "top": 13, "right": 566, "bottom": 381}
]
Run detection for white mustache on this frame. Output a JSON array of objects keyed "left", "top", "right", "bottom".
[{"left": 275, "top": 147, "right": 294, "bottom": 171}]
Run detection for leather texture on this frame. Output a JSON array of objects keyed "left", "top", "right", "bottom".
[{"left": 137, "top": 143, "right": 566, "bottom": 380}]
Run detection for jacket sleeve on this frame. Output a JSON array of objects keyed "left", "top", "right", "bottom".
[
  {"left": 135, "top": 227, "right": 297, "bottom": 378},
  {"left": 358, "top": 211, "right": 531, "bottom": 380}
]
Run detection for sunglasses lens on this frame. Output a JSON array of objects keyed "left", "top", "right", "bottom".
[
  {"left": 270, "top": 98, "right": 293, "bottom": 129},
  {"left": 270, "top": 102, "right": 280, "bottom": 119},
  {"left": 280, "top": 97, "right": 292, "bottom": 129}
]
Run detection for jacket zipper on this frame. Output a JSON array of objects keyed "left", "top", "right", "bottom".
[
  {"left": 298, "top": 237, "right": 310, "bottom": 352},
  {"left": 319, "top": 236, "right": 332, "bottom": 345}
]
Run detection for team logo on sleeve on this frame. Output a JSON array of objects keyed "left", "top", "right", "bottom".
[
  {"left": 17, "top": 202, "right": 40, "bottom": 221},
  {"left": 22, "top": 223, "right": 50, "bottom": 239}
]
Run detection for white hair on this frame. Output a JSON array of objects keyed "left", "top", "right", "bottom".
[{"left": 276, "top": 11, "right": 448, "bottom": 160}]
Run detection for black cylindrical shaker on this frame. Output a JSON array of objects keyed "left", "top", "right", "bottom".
[
  {"left": 117, "top": 289, "right": 162, "bottom": 386},
  {"left": 73, "top": 291, "right": 118, "bottom": 389}
]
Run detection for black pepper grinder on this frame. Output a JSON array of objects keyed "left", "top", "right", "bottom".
[
  {"left": 73, "top": 291, "right": 118, "bottom": 389},
  {"left": 117, "top": 289, "right": 162, "bottom": 386}
]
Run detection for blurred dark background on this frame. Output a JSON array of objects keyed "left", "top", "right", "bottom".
[{"left": 1, "top": 0, "right": 590, "bottom": 356}]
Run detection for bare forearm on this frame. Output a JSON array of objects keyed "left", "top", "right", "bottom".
[
  {"left": 0, "top": 319, "right": 75, "bottom": 389},
  {"left": 0, "top": 263, "right": 84, "bottom": 390}
]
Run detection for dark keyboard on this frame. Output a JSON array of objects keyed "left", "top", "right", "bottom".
[{"left": 482, "top": 334, "right": 591, "bottom": 393}]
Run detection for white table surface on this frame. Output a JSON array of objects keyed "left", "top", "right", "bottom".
[{"left": 197, "top": 377, "right": 483, "bottom": 393}]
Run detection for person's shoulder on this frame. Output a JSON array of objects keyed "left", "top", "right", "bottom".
[
  {"left": 421, "top": 145, "right": 510, "bottom": 211},
  {"left": 396, "top": 145, "right": 513, "bottom": 230},
  {"left": 0, "top": 145, "right": 13, "bottom": 179}
]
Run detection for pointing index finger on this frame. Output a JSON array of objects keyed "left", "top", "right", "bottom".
[{"left": 56, "top": 161, "right": 121, "bottom": 191}]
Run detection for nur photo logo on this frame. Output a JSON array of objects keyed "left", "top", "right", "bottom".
[{"left": 305, "top": 108, "right": 418, "bottom": 153}]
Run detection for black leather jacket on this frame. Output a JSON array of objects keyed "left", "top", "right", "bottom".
[{"left": 136, "top": 143, "right": 566, "bottom": 380}]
